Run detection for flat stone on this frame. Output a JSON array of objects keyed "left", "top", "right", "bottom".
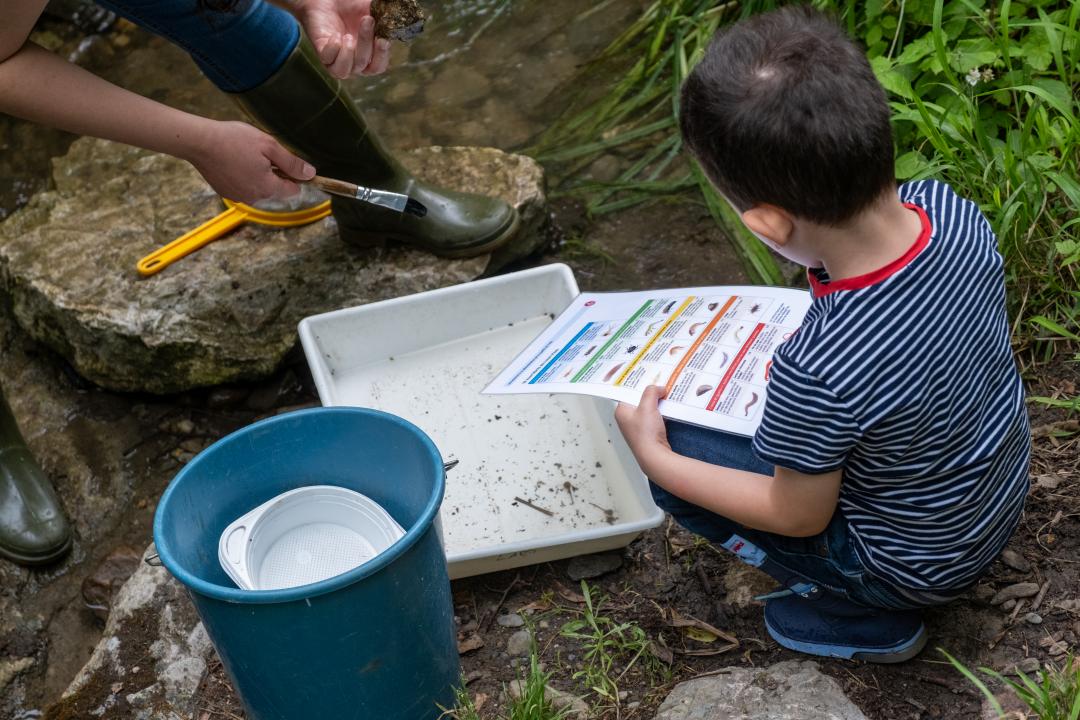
[
  {"left": 47, "top": 545, "right": 212, "bottom": 720},
  {"left": 1024, "top": 612, "right": 1043, "bottom": 625},
  {"left": 567, "top": 552, "right": 622, "bottom": 581},
  {"left": 1001, "top": 599, "right": 1017, "bottom": 611},
  {"left": 0, "top": 138, "right": 551, "bottom": 393},
  {"left": 1000, "top": 549, "right": 1031, "bottom": 573},
  {"left": 652, "top": 660, "right": 867, "bottom": 720},
  {"left": 991, "top": 582, "right": 1041, "bottom": 605}
]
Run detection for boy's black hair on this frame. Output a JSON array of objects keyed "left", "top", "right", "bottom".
[{"left": 679, "top": 5, "right": 895, "bottom": 225}]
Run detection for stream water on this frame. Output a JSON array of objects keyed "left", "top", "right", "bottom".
[{"left": 0, "top": 0, "right": 646, "bottom": 220}]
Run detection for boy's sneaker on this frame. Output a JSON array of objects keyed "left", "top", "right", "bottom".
[{"left": 764, "top": 592, "right": 927, "bottom": 663}]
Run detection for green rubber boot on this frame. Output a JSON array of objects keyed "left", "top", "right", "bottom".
[
  {"left": 0, "top": 391, "right": 72, "bottom": 565},
  {"left": 233, "top": 38, "right": 520, "bottom": 258}
]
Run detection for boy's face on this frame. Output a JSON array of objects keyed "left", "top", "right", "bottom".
[{"left": 720, "top": 192, "right": 823, "bottom": 269}]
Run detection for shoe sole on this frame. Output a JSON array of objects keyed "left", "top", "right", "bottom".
[
  {"left": 764, "top": 616, "right": 928, "bottom": 664},
  {"left": 0, "top": 533, "right": 73, "bottom": 566},
  {"left": 339, "top": 208, "right": 522, "bottom": 259}
]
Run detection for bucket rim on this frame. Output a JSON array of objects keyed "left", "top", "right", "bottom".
[{"left": 152, "top": 406, "right": 445, "bottom": 604}]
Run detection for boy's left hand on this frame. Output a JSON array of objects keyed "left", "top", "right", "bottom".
[{"left": 615, "top": 385, "right": 672, "bottom": 470}]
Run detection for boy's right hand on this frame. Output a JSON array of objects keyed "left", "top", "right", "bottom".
[{"left": 185, "top": 120, "right": 316, "bottom": 205}]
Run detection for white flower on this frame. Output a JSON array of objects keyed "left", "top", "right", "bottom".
[
  {"left": 981, "top": 68, "right": 995, "bottom": 82},
  {"left": 965, "top": 67, "right": 981, "bottom": 86}
]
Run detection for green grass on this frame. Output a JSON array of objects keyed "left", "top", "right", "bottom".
[
  {"left": 558, "top": 581, "right": 667, "bottom": 707},
  {"left": 531, "top": 0, "right": 1080, "bottom": 363},
  {"left": 942, "top": 649, "right": 1080, "bottom": 720}
]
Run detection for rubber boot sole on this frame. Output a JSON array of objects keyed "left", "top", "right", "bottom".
[
  {"left": 0, "top": 533, "right": 72, "bottom": 566},
  {"left": 338, "top": 208, "right": 521, "bottom": 259},
  {"left": 764, "top": 615, "right": 929, "bottom": 664}
]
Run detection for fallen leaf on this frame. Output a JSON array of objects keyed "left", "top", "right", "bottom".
[
  {"left": 457, "top": 635, "right": 484, "bottom": 654},
  {"left": 683, "top": 626, "right": 718, "bottom": 643},
  {"left": 668, "top": 609, "right": 739, "bottom": 647},
  {"left": 517, "top": 599, "right": 552, "bottom": 613},
  {"left": 474, "top": 693, "right": 489, "bottom": 712},
  {"left": 553, "top": 581, "right": 586, "bottom": 604},
  {"left": 649, "top": 640, "right": 674, "bottom": 665}
]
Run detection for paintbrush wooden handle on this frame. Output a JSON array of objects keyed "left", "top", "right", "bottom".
[{"left": 310, "top": 175, "right": 358, "bottom": 198}]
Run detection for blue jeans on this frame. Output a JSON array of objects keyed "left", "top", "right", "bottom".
[
  {"left": 94, "top": 0, "right": 300, "bottom": 91},
  {"left": 657, "top": 420, "right": 923, "bottom": 609}
]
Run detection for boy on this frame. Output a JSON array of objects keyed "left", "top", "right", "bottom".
[{"left": 615, "top": 5, "right": 1030, "bottom": 663}]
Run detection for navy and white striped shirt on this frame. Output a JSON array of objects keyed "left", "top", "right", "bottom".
[{"left": 752, "top": 180, "right": 1030, "bottom": 597}]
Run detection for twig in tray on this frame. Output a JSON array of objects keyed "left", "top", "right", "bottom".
[{"left": 514, "top": 497, "right": 555, "bottom": 517}]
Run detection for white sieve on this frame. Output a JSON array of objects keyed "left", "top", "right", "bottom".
[{"left": 218, "top": 485, "right": 405, "bottom": 591}]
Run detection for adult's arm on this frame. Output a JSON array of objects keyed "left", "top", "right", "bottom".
[{"left": 0, "top": 2, "right": 313, "bottom": 202}]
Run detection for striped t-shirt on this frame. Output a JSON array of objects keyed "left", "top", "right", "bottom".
[{"left": 752, "top": 179, "right": 1030, "bottom": 598}]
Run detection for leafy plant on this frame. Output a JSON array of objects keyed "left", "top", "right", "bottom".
[
  {"left": 533, "top": 0, "right": 1080, "bottom": 361},
  {"left": 509, "top": 634, "right": 568, "bottom": 720},
  {"left": 530, "top": 0, "right": 787, "bottom": 286},
  {"left": 559, "top": 581, "right": 663, "bottom": 705},
  {"left": 942, "top": 649, "right": 1080, "bottom": 720}
]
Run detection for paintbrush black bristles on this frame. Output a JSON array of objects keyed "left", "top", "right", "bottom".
[{"left": 404, "top": 198, "right": 428, "bottom": 218}]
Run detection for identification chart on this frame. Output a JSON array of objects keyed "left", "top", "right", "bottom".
[{"left": 484, "top": 286, "right": 812, "bottom": 436}]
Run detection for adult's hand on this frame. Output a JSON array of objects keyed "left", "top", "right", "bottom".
[
  {"left": 186, "top": 120, "right": 315, "bottom": 204},
  {"left": 288, "top": 0, "right": 392, "bottom": 78}
]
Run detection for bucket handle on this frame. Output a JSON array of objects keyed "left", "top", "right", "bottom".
[
  {"left": 443, "top": 459, "right": 459, "bottom": 473},
  {"left": 144, "top": 553, "right": 163, "bottom": 566}
]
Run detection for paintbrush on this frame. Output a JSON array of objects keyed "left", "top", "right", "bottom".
[{"left": 273, "top": 168, "right": 428, "bottom": 218}]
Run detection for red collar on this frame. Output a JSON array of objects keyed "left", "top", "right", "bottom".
[{"left": 808, "top": 204, "right": 933, "bottom": 298}]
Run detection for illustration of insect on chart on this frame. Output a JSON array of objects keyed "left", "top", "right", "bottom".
[{"left": 484, "top": 286, "right": 812, "bottom": 436}]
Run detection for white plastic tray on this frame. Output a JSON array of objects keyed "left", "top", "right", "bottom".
[{"left": 299, "top": 264, "right": 664, "bottom": 579}]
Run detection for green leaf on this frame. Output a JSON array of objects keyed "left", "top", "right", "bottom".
[
  {"left": 895, "top": 35, "right": 936, "bottom": 66},
  {"left": 1031, "top": 316, "right": 1080, "bottom": 341},
  {"left": 871, "top": 56, "right": 916, "bottom": 100},
  {"left": 895, "top": 150, "right": 931, "bottom": 179},
  {"left": 1021, "top": 33, "right": 1054, "bottom": 71}
]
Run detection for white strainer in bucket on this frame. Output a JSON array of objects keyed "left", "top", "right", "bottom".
[{"left": 218, "top": 486, "right": 405, "bottom": 591}]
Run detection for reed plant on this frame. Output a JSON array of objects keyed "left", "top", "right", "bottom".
[{"left": 533, "top": 0, "right": 1080, "bottom": 357}]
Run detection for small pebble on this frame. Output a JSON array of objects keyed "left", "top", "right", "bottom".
[
  {"left": 1010, "top": 657, "right": 1041, "bottom": 675},
  {"left": 567, "top": 552, "right": 622, "bottom": 581},
  {"left": 1024, "top": 612, "right": 1043, "bottom": 625},
  {"left": 627, "top": 701, "right": 641, "bottom": 711},
  {"left": 506, "top": 629, "right": 532, "bottom": 657},
  {"left": 175, "top": 418, "right": 195, "bottom": 435},
  {"left": 539, "top": 620, "right": 550, "bottom": 629},
  {"left": 991, "top": 582, "right": 1040, "bottom": 605},
  {"left": 1000, "top": 549, "right": 1031, "bottom": 573},
  {"left": 1035, "top": 474, "right": 1063, "bottom": 490},
  {"left": 497, "top": 613, "right": 525, "bottom": 628},
  {"left": 618, "top": 690, "right": 629, "bottom": 701},
  {"left": 1001, "top": 599, "right": 1017, "bottom": 611}
]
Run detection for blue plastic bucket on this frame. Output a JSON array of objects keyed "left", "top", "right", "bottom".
[{"left": 153, "top": 407, "right": 459, "bottom": 720}]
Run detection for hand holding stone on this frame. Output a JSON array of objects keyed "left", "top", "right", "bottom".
[{"left": 290, "top": 0, "right": 392, "bottom": 78}]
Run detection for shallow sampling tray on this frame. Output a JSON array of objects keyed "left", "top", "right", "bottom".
[{"left": 298, "top": 264, "right": 664, "bottom": 579}]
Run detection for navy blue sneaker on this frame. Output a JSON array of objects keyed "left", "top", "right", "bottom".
[{"left": 764, "top": 592, "right": 927, "bottom": 663}]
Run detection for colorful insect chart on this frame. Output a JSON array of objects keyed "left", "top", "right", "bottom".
[{"left": 483, "top": 286, "right": 812, "bottom": 436}]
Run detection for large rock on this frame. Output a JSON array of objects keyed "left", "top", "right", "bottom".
[
  {"left": 0, "top": 138, "right": 550, "bottom": 393},
  {"left": 652, "top": 661, "right": 867, "bottom": 720},
  {"left": 45, "top": 546, "right": 211, "bottom": 720}
]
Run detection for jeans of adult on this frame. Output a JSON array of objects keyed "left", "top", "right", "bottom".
[
  {"left": 93, "top": 0, "right": 299, "bottom": 92},
  {"left": 656, "top": 419, "right": 927, "bottom": 610}
]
